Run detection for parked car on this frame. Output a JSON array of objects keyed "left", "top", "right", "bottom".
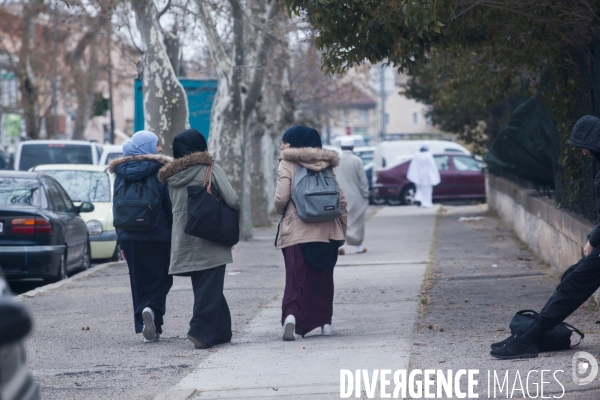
[
  {"left": 0, "top": 271, "right": 39, "bottom": 400},
  {"left": 352, "top": 146, "right": 385, "bottom": 204},
  {"left": 14, "top": 140, "right": 103, "bottom": 171},
  {"left": 99, "top": 144, "right": 123, "bottom": 165},
  {"left": 331, "top": 135, "right": 367, "bottom": 148},
  {"left": 374, "top": 140, "right": 470, "bottom": 171},
  {"left": 31, "top": 165, "right": 118, "bottom": 261},
  {"left": 0, "top": 171, "right": 94, "bottom": 282},
  {"left": 372, "top": 153, "right": 486, "bottom": 205}
]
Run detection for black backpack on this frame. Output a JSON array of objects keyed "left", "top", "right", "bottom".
[{"left": 113, "top": 176, "right": 162, "bottom": 232}]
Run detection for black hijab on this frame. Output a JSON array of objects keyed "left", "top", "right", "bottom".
[
  {"left": 173, "top": 129, "right": 208, "bottom": 159},
  {"left": 282, "top": 126, "right": 322, "bottom": 148}
]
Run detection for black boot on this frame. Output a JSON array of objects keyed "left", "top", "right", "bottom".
[{"left": 490, "top": 321, "right": 547, "bottom": 359}]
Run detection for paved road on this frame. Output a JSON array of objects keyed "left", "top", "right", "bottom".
[
  {"left": 21, "top": 227, "right": 285, "bottom": 400},
  {"left": 155, "top": 205, "right": 438, "bottom": 399}
]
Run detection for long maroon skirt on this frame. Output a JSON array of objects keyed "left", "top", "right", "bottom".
[{"left": 281, "top": 244, "right": 334, "bottom": 337}]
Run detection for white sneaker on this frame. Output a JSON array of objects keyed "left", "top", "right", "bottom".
[
  {"left": 142, "top": 307, "right": 157, "bottom": 342},
  {"left": 143, "top": 333, "right": 160, "bottom": 343},
  {"left": 282, "top": 315, "right": 296, "bottom": 341},
  {"left": 321, "top": 324, "right": 336, "bottom": 336}
]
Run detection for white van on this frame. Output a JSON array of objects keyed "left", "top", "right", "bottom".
[
  {"left": 14, "top": 140, "right": 102, "bottom": 171},
  {"left": 374, "top": 140, "right": 470, "bottom": 171}
]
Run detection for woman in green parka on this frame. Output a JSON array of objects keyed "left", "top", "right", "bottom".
[{"left": 158, "top": 129, "right": 241, "bottom": 349}]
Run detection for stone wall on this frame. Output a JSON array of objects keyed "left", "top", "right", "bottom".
[{"left": 487, "top": 174, "right": 593, "bottom": 273}]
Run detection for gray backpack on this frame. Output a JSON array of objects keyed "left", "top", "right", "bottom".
[{"left": 292, "top": 165, "right": 341, "bottom": 223}]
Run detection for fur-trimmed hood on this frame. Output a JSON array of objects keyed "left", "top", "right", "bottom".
[
  {"left": 109, "top": 154, "right": 172, "bottom": 182},
  {"left": 158, "top": 151, "right": 213, "bottom": 184},
  {"left": 108, "top": 154, "right": 172, "bottom": 173},
  {"left": 281, "top": 147, "right": 340, "bottom": 171}
]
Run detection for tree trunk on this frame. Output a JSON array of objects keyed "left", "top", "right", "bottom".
[
  {"left": 131, "top": 0, "right": 189, "bottom": 156},
  {"left": 197, "top": 0, "right": 279, "bottom": 239},
  {"left": 69, "top": 39, "right": 99, "bottom": 140},
  {"left": 17, "top": 0, "right": 45, "bottom": 139}
]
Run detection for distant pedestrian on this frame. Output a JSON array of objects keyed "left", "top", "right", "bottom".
[
  {"left": 274, "top": 126, "right": 348, "bottom": 341},
  {"left": 158, "top": 129, "right": 240, "bottom": 350},
  {"left": 110, "top": 130, "right": 173, "bottom": 343},
  {"left": 491, "top": 116, "right": 600, "bottom": 359},
  {"left": 335, "top": 136, "right": 369, "bottom": 255},
  {"left": 407, "top": 146, "right": 440, "bottom": 208}
]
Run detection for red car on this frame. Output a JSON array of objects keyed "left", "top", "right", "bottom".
[{"left": 372, "top": 153, "right": 486, "bottom": 205}]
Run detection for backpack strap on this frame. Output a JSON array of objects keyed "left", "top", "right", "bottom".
[
  {"left": 203, "top": 163, "right": 213, "bottom": 195},
  {"left": 274, "top": 203, "right": 288, "bottom": 247},
  {"left": 561, "top": 321, "right": 585, "bottom": 347}
]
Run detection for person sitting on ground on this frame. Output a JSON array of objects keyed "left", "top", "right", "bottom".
[
  {"left": 109, "top": 130, "right": 173, "bottom": 343},
  {"left": 334, "top": 136, "right": 369, "bottom": 255},
  {"left": 273, "top": 126, "right": 348, "bottom": 341},
  {"left": 491, "top": 115, "right": 600, "bottom": 359},
  {"left": 158, "top": 129, "right": 240, "bottom": 350}
]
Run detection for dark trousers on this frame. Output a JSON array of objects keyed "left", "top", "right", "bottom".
[
  {"left": 188, "top": 265, "right": 232, "bottom": 347},
  {"left": 538, "top": 249, "right": 600, "bottom": 329},
  {"left": 120, "top": 241, "right": 173, "bottom": 334}
]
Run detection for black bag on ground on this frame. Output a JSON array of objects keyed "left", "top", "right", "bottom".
[
  {"left": 113, "top": 177, "right": 162, "bottom": 231},
  {"left": 184, "top": 163, "right": 239, "bottom": 247},
  {"left": 509, "top": 310, "right": 584, "bottom": 352}
]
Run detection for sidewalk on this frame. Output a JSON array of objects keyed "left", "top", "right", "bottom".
[
  {"left": 155, "top": 206, "right": 439, "bottom": 399},
  {"left": 410, "top": 205, "right": 600, "bottom": 399}
]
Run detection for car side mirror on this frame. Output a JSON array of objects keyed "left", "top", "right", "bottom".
[
  {"left": 0, "top": 298, "right": 32, "bottom": 346},
  {"left": 78, "top": 202, "right": 95, "bottom": 214}
]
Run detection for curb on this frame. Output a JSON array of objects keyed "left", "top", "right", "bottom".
[
  {"left": 15, "top": 261, "right": 124, "bottom": 301},
  {"left": 153, "top": 388, "right": 199, "bottom": 400}
]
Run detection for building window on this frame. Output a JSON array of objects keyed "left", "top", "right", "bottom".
[
  {"left": 413, "top": 112, "right": 418, "bottom": 124},
  {"left": 359, "top": 109, "right": 368, "bottom": 125}
]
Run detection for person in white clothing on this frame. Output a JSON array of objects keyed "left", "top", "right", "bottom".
[{"left": 406, "top": 146, "right": 441, "bottom": 208}]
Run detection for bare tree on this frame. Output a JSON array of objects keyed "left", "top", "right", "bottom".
[
  {"left": 130, "top": 0, "right": 189, "bottom": 155},
  {"left": 17, "top": 0, "right": 45, "bottom": 139},
  {"left": 196, "top": 0, "right": 279, "bottom": 239}
]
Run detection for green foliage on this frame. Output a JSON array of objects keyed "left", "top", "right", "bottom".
[
  {"left": 283, "top": 0, "right": 600, "bottom": 218},
  {"left": 282, "top": 0, "right": 451, "bottom": 74}
]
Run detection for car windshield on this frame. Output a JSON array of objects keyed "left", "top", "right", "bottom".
[
  {"left": 41, "top": 170, "right": 110, "bottom": 202},
  {"left": 104, "top": 152, "right": 123, "bottom": 164},
  {"left": 0, "top": 177, "right": 41, "bottom": 206},
  {"left": 19, "top": 144, "right": 93, "bottom": 170}
]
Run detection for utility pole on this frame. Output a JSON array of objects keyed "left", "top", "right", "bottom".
[
  {"left": 380, "top": 64, "right": 386, "bottom": 140},
  {"left": 107, "top": 24, "right": 115, "bottom": 144}
]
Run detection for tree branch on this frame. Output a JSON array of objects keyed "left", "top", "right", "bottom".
[
  {"left": 157, "top": 0, "right": 171, "bottom": 20},
  {"left": 195, "top": 0, "right": 231, "bottom": 70},
  {"left": 243, "top": 1, "right": 279, "bottom": 120}
]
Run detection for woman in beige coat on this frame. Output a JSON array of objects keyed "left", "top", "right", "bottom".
[{"left": 274, "top": 126, "right": 347, "bottom": 341}]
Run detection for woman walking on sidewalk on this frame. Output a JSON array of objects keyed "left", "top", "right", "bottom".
[
  {"left": 110, "top": 130, "right": 173, "bottom": 343},
  {"left": 491, "top": 115, "right": 600, "bottom": 359},
  {"left": 159, "top": 129, "right": 240, "bottom": 350},
  {"left": 273, "top": 126, "right": 348, "bottom": 341}
]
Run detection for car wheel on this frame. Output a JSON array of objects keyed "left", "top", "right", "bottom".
[
  {"left": 399, "top": 184, "right": 416, "bottom": 206},
  {"left": 109, "top": 244, "right": 122, "bottom": 262},
  {"left": 370, "top": 196, "right": 386, "bottom": 205},
  {"left": 54, "top": 254, "right": 67, "bottom": 282},
  {"left": 81, "top": 242, "right": 91, "bottom": 271}
]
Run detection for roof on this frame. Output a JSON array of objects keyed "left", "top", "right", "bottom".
[
  {"left": 32, "top": 164, "right": 110, "bottom": 172},
  {"left": 102, "top": 145, "right": 123, "bottom": 151},
  {"left": 0, "top": 170, "right": 44, "bottom": 179},
  {"left": 19, "top": 140, "right": 98, "bottom": 146}
]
